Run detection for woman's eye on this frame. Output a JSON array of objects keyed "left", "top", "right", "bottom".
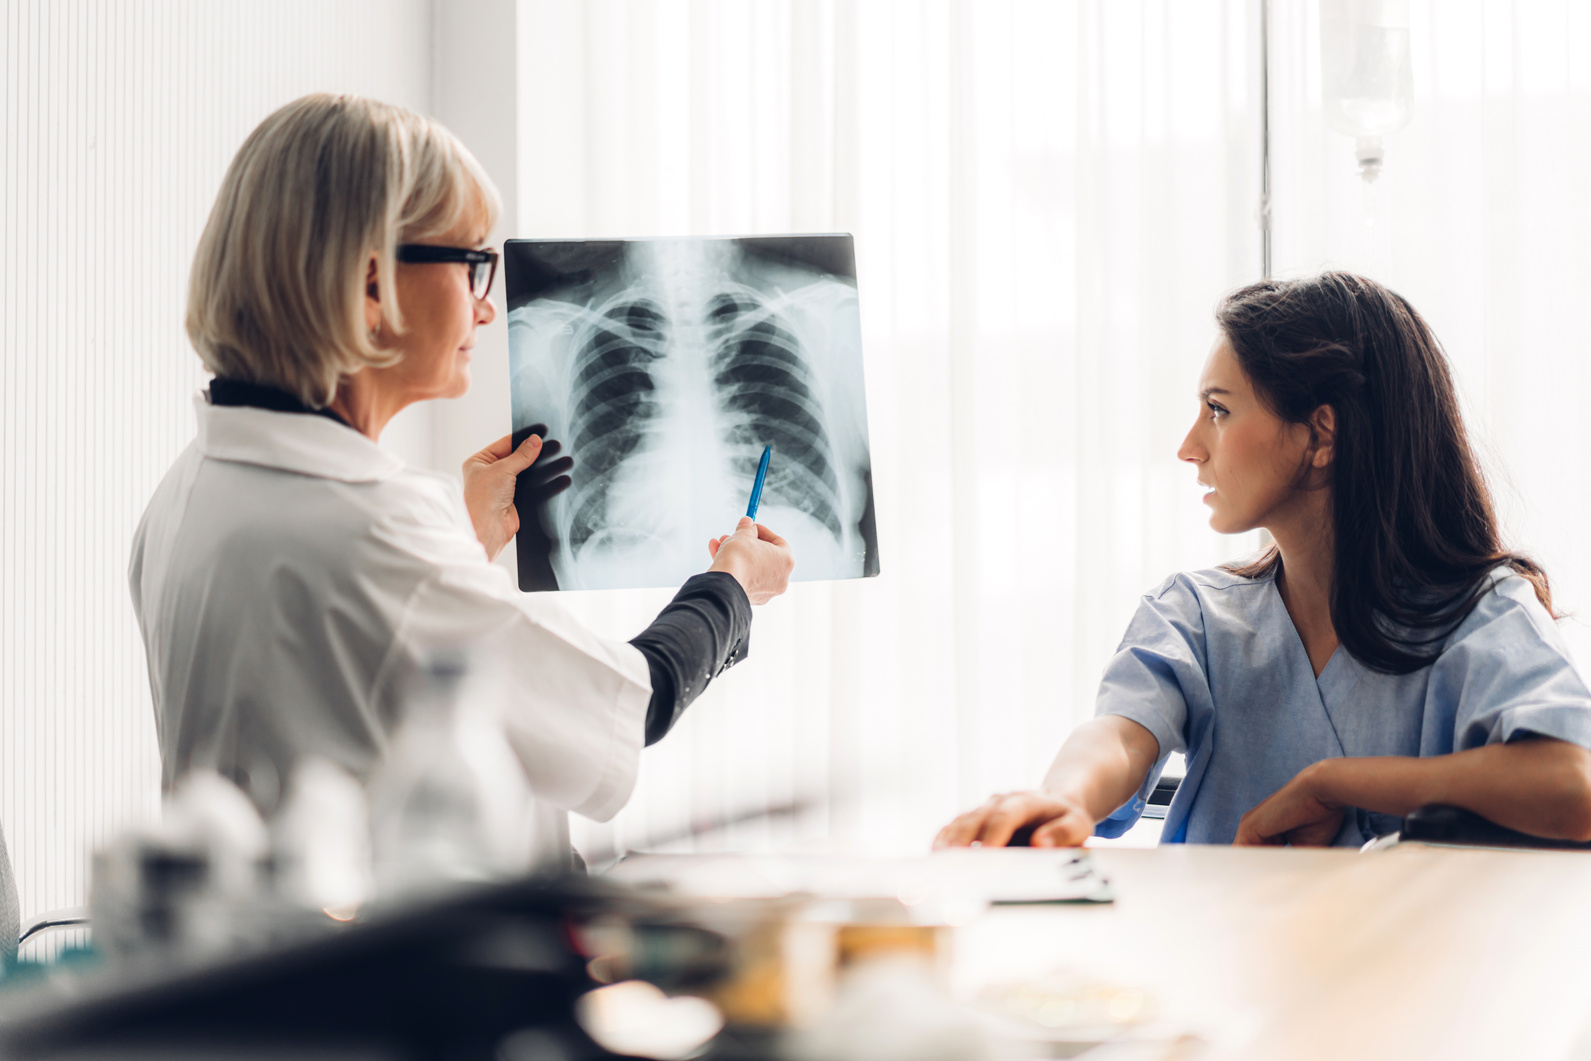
[{"left": 1206, "top": 402, "right": 1227, "bottom": 420}]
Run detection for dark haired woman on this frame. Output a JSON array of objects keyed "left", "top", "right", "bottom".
[{"left": 936, "top": 272, "right": 1591, "bottom": 848}]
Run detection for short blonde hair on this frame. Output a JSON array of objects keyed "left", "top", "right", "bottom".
[{"left": 186, "top": 94, "right": 502, "bottom": 407}]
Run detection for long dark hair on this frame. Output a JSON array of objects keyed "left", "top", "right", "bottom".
[{"left": 1217, "top": 272, "right": 1551, "bottom": 674}]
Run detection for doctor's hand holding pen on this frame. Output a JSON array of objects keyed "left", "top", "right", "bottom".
[
  {"left": 707, "top": 444, "right": 794, "bottom": 605},
  {"left": 707, "top": 518, "right": 794, "bottom": 605},
  {"left": 464, "top": 426, "right": 793, "bottom": 605}
]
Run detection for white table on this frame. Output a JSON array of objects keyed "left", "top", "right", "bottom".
[{"left": 957, "top": 844, "right": 1591, "bottom": 1059}]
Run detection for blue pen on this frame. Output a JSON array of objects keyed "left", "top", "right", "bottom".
[{"left": 746, "top": 445, "right": 772, "bottom": 520}]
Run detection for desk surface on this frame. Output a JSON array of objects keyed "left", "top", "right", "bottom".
[
  {"left": 960, "top": 843, "right": 1591, "bottom": 1060},
  {"left": 7, "top": 844, "right": 1587, "bottom": 1060}
]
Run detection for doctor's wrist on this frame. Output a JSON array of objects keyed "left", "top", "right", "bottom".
[{"left": 707, "top": 553, "right": 752, "bottom": 595}]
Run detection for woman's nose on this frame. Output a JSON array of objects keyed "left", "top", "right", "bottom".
[
  {"left": 478, "top": 296, "right": 498, "bottom": 325},
  {"left": 1177, "top": 424, "right": 1205, "bottom": 464}
]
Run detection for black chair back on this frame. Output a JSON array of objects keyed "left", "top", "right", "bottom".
[{"left": 1402, "top": 805, "right": 1591, "bottom": 851}]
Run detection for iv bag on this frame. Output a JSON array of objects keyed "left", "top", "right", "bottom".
[{"left": 1319, "top": 0, "right": 1413, "bottom": 186}]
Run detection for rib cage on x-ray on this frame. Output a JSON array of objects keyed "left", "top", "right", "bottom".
[
  {"left": 567, "top": 297, "right": 668, "bottom": 553},
  {"left": 706, "top": 289, "right": 844, "bottom": 541},
  {"left": 507, "top": 236, "right": 877, "bottom": 592}
]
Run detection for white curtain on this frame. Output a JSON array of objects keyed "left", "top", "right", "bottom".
[
  {"left": 0, "top": 0, "right": 435, "bottom": 927},
  {"left": 511, "top": 0, "right": 1591, "bottom": 860},
  {"left": 516, "top": 0, "right": 1270, "bottom": 857}
]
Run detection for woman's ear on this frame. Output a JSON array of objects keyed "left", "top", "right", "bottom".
[
  {"left": 363, "top": 252, "right": 382, "bottom": 336},
  {"left": 1310, "top": 404, "right": 1337, "bottom": 468}
]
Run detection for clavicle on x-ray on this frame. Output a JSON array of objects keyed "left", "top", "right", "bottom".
[{"left": 505, "top": 235, "right": 880, "bottom": 592}]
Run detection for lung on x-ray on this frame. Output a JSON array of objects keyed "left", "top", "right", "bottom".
[{"left": 505, "top": 234, "right": 879, "bottom": 592}]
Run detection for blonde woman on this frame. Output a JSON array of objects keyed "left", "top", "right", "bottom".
[{"left": 130, "top": 94, "right": 793, "bottom": 867}]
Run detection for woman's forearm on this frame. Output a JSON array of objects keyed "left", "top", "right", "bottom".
[
  {"left": 1041, "top": 716, "right": 1161, "bottom": 824},
  {"left": 630, "top": 572, "right": 752, "bottom": 745},
  {"left": 934, "top": 716, "right": 1162, "bottom": 849},
  {"left": 1311, "top": 738, "right": 1591, "bottom": 842}
]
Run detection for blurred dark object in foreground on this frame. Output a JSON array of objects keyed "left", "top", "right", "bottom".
[
  {"left": 0, "top": 874, "right": 734, "bottom": 1061},
  {"left": 1400, "top": 804, "right": 1591, "bottom": 850}
]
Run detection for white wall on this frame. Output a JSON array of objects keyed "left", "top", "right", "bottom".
[
  {"left": 0, "top": 0, "right": 434, "bottom": 922},
  {"left": 425, "top": 0, "right": 522, "bottom": 476}
]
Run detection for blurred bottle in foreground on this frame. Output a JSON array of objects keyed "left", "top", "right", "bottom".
[
  {"left": 273, "top": 757, "right": 373, "bottom": 920},
  {"left": 366, "top": 647, "right": 538, "bottom": 901},
  {"left": 89, "top": 648, "right": 545, "bottom": 963},
  {"left": 91, "top": 772, "right": 272, "bottom": 960}
]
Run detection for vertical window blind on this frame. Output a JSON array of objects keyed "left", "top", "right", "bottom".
[{"left": 0, "top": 0, "right": 433, "bottom": 928}]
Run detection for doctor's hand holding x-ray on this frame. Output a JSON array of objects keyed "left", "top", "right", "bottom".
[{"left": 464, "top": 432, "right": 793, "bottom": 603}]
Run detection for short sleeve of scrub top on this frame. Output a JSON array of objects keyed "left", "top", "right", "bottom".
[{"left": 1091, "top": 566, "right": 1591, "bottom": 847}]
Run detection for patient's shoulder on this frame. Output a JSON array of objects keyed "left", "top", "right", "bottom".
[
  {"left": 1443, "top": 565, "right": 1560, "bottom": 645},
  {"left": 1147, "top": 564, "right": 1272, "bottom": 602}
]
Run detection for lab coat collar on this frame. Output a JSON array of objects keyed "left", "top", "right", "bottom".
[{"left": 193, "top": 393, "right": 406, "bottom": 483}]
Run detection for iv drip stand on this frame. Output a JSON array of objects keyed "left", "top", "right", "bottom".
[
  {"left": 1256, "top": 0, "right": 1276, "bottom": 554},
  {"left": 1259, "top": 0, "right": 1272, "bottom": 280}
]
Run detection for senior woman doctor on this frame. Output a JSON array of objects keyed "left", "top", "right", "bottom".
[{"left": 129, "top": 94, "right": 794, "bottom": 867}]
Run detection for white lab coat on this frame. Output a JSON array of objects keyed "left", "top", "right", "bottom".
[{"left": 129, "top": 395, "right": 652, "bottom": 867}]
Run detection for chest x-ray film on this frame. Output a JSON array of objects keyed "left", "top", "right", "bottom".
[{"left": 505, "top": 235, "right": 880, "bottom": 592}]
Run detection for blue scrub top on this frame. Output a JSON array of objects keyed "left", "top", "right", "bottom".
[{"left": 1095, "top": 566, "right": 1591, "bottom": 847}]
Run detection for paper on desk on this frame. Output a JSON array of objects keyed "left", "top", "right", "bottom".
[{"left": 605, "top": 848, "right": 1114, "bottom": 906}]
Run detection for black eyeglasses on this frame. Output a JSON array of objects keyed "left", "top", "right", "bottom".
[{"left": 396, "top": 244, "right": 498, "bottom": 300}]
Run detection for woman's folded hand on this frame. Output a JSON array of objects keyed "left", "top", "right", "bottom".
[{"left": 1233, "top": 761, "right": 1346, "bottom": 847}]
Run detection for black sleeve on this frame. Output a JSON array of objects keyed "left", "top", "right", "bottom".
[{"left": 630, "top": 572, "right": 753, "bottom": 746}]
